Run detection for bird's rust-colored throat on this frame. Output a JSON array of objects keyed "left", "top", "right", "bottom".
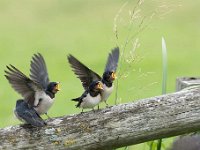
[
  {"left": 111, "top": 72, "right": 117, "bottom": 80},
  {"left": 55, "top": 82, "right": 61, "bottom": 91},
  {"left": 97, "top": 82, "right": 103, "bottom": 90}
]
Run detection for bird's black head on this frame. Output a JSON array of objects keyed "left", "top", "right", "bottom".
[
  {"left": 89, "top": 81, "right": 103, "bottom": 92},
  {"left": 103, "top": 71, "right": 117, "bottom": 83},
  {"left": 16, "top": 99, "right": 24, "bottom": 107},
  {"left": 46, "top": 82, "right": 61, "bottom": 94}
]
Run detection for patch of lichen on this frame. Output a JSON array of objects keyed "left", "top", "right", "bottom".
[
  {"left": 56, "top": 128, "right": 61, "bottom": 134},
  {"left": 80, "top": 123, "right": 92, "bottom": 133},
  {"left": 64, "top": 139, "right": 76, "bottom": 147},
  {"left": 53, "top": 141, "right": 61, "bottom": 145},
  {"left": 8, "top": 135, "right": 17, "bottom": 146}
]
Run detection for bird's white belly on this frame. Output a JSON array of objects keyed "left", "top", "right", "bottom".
[
  {"left": 80, "top": 94, "right": 101, "bottom": 109},
  {"left": 34, "top": 91, "right": 54, "bottom": 115},
  {"left": 101, "top": 84, "right": 114, "bottom": 102}
]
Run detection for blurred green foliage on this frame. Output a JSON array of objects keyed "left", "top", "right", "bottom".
[{"left": 0, "top": 0, "right": 200, "bottom": 149}]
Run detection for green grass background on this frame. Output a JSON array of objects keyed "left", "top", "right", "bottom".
[{"left": 0, "top": 0, "right": 200, "bottom": 149}]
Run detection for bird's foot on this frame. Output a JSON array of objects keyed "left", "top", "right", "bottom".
[
  {"left": 80, "top": 109, "right": 85, "bottom": 114},
  {"left": 20, "top": 123, "right": 34, "bottom": 128},
  {"left": 105, "top": 102, "right": 109, "bottom": 108},
  {"left": 43, "top": 120, "right": 47, "bottom": 125},
  {"left": 45, "top": 113, "right": 52, "bottom": 120}
]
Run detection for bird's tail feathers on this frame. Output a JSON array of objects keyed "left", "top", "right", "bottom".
[
  {"left": 72, "top": 97, "right": 81, "bottom": 108},
  {"left": 76, "top": 101, "right": 81, "bottom": 108},
  {"left": 71, "top": 97, "right": 80, "bottom": 102}
]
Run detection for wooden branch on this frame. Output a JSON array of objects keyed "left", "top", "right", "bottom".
[{"left": 1, "top": 86, "right": 200, "bottom": 150}]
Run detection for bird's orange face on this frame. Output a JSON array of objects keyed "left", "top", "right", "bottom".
[
  {"left": 111, "top": 72, "right": 117, "bottom": 80},
  {"left": 96, "top": 81, "right": 104, "bottom": 90},
  {"left": 103, "top": 71, "right": 117, "bottom": 82},
  {"left": 53, "top": 82, "right": 61, "bottom": 93}
]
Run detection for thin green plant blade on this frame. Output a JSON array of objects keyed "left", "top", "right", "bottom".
[
  {"left": 157, "top": 37, "right": 168, "bottom": 150},
  {"left": 161, "top": 37, "right": 167, "bottom": 95}
]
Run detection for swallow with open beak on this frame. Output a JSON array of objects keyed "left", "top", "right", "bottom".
[
  {"left": 5, "top": 53, "right": 60, "bottom": 126},
  {"left": 68, "top": 47, "right": 119, "bottom": 108}
]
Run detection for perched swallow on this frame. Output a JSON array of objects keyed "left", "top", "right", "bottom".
[
  {"left": 71, "top": 80, "right": 103, "bottom": 112},
  {"left": 68, "top": 47, "right": 119, "bottom": 108},
  {"left": 14, "top": 99, "right": 46, "bottom": 127},
  {"left": 5, "top": 53, "right": 60, "bottom": 120}
]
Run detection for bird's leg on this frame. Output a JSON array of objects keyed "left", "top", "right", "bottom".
[
  {"left": 104, "top": 101, "right": 109, "bottom": 107},
  {"left": 45, "top": 113, "right": 51, "bottom": 119},
  {"left": 81, "top": 109, "right": 84, "bottom": 114},
  {"left": 97, "top": 105, "right": 100, "bottom": 110}
]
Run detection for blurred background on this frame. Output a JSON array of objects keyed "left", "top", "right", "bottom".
[{"left": 0, "top": 0, "right": 200, "bottom": 149}]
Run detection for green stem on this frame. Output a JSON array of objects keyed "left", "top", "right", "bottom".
[
  {"left": 157, "top": 37, "right": 168, "bottom": 150},
  {"left": 149, "top": 141, "right": 154, "bottom": 150},
  {"left": 157, "top": 139, "right": 162, "bottom": 150}
]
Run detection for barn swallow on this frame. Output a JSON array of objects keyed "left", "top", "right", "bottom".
[
  {"left": 5, "top": 53, "right": 60, "bottom": 121},
  {"left": 68, "top": 47, "right": 119, "bottom": 108},
  {"left": 71, "top": 80, "right": 103, "bottom": 112},
  {"left": 14, "top": 99, "right": 46, "bottom": 127}
]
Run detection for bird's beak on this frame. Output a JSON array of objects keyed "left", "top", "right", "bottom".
[
  {"left": 55, "top": 82, "right": 61, "bottom": 91},
  {"left": 111, "top": 72, "right": 117, "bottom": 80},
  {"left": 97, "top": 82, "right": 104, "bottom": 90}
]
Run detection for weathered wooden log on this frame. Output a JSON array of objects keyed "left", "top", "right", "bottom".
[
  {"left": 176, "top": 77, "right": 200, "bottom": 91},
  {"left": 1, "top": 85, "right": 200, "bottom": 150},
  {"left": 170, "top": 135, "right": 200, "bottom": 150},
  {"left": 169, "top": 77, "right": 200, "bottom": 150}
]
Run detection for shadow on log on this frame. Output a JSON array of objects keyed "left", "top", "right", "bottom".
[{"left": 1, "top": 86, "right": 200, "bottom": 150}]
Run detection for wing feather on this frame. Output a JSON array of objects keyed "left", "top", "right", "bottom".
[
  {"left": 67, "top": 55, "right": 101, "bottom": 90},
  {"left": 105, "top": 47, "right": 120, "bottom": 72},
  {"left": 30, "top": 53, "right": 50, "bottom": 89},
  {"left": 5, "top": 65, "right": 42, "bottom": 106}
]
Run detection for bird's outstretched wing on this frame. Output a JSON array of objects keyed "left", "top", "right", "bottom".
[
  {"left": 15, "top": 100, "right": 46, "bottom": 127},
  {"left": 68, "top": 54, "right": 101, "bottom": 90},
  {"left": 30, "top": 53, "right": 50, "bottom": 89},
  {"left": 5, "top": 65, "right": 42, "bottom": 106},
  {"left": 104, "top": 47, "right": 120, "bottom": 72}
]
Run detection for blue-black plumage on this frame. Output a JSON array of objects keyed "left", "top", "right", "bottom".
[
  {"left": 15, "top": 99, "right": 46, "bottom": 127},
  {"left": 5, "top": 53, "right": 60, "bottom": 126},
  {"left": 68, "top": 47, "right": 119, "bottom": 109}
]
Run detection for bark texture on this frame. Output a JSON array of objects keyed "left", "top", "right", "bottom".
[
  {"left": 176, "top": 77, "right": 200, "bottom": 91},
  {"left": 1, "top": 87, "right": 200, "bottom": 150}
]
